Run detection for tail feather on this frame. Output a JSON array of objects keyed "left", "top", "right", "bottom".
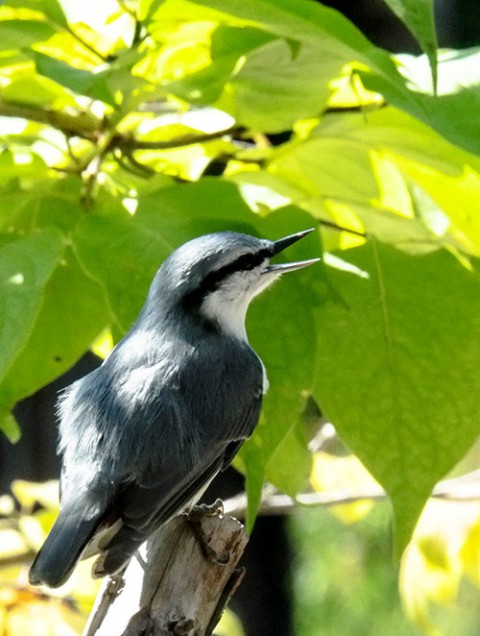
[{"left": 29, "top": 500, "right": 102, "bottom": 588}]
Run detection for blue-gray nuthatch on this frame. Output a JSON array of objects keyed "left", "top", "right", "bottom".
[{"left": 29, "top": 229, "right": 319, "bottom": 587}]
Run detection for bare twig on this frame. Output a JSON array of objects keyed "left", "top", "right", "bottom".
[
  {"left": 116, "top": 126, "right": 245, "bottom": 151},
  {"left": 0, "top": 98, "right": 101, "bottom": 140},
  {"left": 121, "top": 150, "right": 156, "bottom": 176},
  {"left": 317, "top": 217, "right": 367, "bottom": 238},
  {"left": 223, "top": 470, "right": 480, "bottom": 520}
]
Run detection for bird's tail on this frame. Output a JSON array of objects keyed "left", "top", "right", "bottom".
[{"left": 29, "top": 498, "right": 102, "bottom": 588}]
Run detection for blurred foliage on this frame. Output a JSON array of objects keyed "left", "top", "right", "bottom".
[
  {"left": 0, "top": 480, "right": 100, "bottom": 636},
  {"left": 0, "top": 480, "right": 245, "bottom": 635},
  {"left": 1, "top": 0, "right": 480, "bottom": 632},
  {"left": 291, "top": 504, "right": 417, "bottom": 636},
  {"left": 295, "top": 449, "right": 480, "bottom": 636}
]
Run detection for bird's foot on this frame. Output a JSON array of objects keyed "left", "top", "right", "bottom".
[
  {"left": 186, "top": 499, "right": 229, "bottom": 565},
  {"left": 189, "top": 498, "right": 224, "bottom": 518}
]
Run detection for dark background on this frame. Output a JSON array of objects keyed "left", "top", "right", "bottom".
[{"left": 1, "top": 2, "right": 479, "bottom": 634}]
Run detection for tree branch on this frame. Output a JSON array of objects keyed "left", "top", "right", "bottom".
[
  {"left": 0, "top": 100, "right": 243, "bottom": 165},
  {"left": 116, "top": 126, "right": 245, "bottom": 151},
  {"left": 223, "top": 469, "right": 480, "bottom": 519},
  {"left": 0, "top": 98, "right": 101, "bottom": 140}
]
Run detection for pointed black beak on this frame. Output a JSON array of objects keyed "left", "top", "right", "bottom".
[
  {"left": 263, "top": 228, "right": 320, "bottom": 275},
  {"left": 271, "top": 228, "right": 316, "bottom": 255}
]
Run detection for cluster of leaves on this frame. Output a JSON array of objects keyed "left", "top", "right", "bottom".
[{"left": 1, "top": 0, "right": 480, "bottom": 627}]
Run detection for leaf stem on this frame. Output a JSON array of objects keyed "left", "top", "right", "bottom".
[
  {"left": 117, "top": 126, "right": 245, "bottom": 151},
  {"left": 64, "top": 25, "right": 109, "bottom": 62}
]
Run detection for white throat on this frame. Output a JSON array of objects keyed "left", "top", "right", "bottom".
[
  {"left": 201, "top": 289, "right": 249, "bottom": 341},
  {"left": 199, "top": 267, "right": 279, "bottom": 341}
]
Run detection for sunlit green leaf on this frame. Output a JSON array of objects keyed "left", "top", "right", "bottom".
[
  {"left": 0, "top": 20, "right": 57, "bottom": 50},
  {"left": 3, "top": 0, "right": 68, "bottom": 28},
  {"left": 360, "top": 47, "right": 480, "bottom": 156},
  {"left": 311, "top": 108, "right": 480, "bottom": 175},
  {"left": 312, "top": 240, "right": 480, "bottom": 553},
  {"left": 260, "top": 107, "right": 480, "bottom": 255},
  {"left": 142, "top": 0, "right": 405, "bottom": 131},
  {"left": 34, "top": 52, "right": 116, "bottom": 105},
  {"left": 269, "top": 136, "right": 379, "bottom": 201},
  {"left": 2, "top": 74, "right": 77, "bottom": 108}
]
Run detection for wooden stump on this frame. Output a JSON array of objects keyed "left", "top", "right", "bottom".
[{"left": 83, "top": 509, "right": 248, "bottom": 636}]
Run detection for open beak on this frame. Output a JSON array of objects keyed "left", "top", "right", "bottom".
[{"left": 263, "top": 228, "right": 320, "bottom": 274}]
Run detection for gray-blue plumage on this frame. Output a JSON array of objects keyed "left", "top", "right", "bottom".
[{"left": 29, "top": 230, "right": 317, "bottom": 587}]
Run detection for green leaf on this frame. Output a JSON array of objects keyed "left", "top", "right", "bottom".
[
  {"left": 0, "top": 20, "right": 57, "bottom": 50},
  {"left": 241, "top": 446, "right": 265, "bottom": 534},
  {"left": 214, "top": 37, "right": 338, "bottom": 131},
  {"left": 380, "top": 0, "right": 437, "bottom": 89},
  {"left": 0, "top": 149, "right": 49, "bottom": 185},
  {"left": 0, "top": 247, "right": 110, "bottom": 418},
  {"left": 265, "top": 417, "right": 311, "bottom": 496},
  {"left": 312, "top": 240, "right": 480, "bottom": 553},
  {"left": 143, "top": 0, "right": 404, "bottom": 131},
  {"left": 311, "top": 107, "right": 480, "bottom": 176},
  {"left": 72, "top": 196, "right": 172, "bottom": 333},
  {"left": 270, "top": 136, "right": 379, "bottom": 202},
  {"left": 34, "top": 52, "right": 116, "bottom": 105},
  {"left": 0, "top": 177, "right": 83, "bottom": 236},
  {"left": 165, "top": 25, "right": 276, "bottom": 107},
  {"left": 359, "top": 48, "right": 480, "bottom": 156},
  {"left": 259, "top": 107, "right": 480, "bottom": 255},
  {"left": 0, "top": 229, "right": 64, "bottom": 389},
  {"left": 2, "top": 74, "right": 77, "bottom": 108},
  {"left": 0, "top": 411, "right": 21, "bottom": 443},
  {"left": 3, "top": 0, "right": 68, "bottom": 28}
]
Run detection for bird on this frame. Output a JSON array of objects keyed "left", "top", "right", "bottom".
[{"left": 29, "top": 228, "right": 319, "bottom": 588}]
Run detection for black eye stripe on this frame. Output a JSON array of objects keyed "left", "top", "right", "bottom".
[
  {"left": 183, "top": 248, "right": 272, "bottom": 307},
  {"left": 234, "top": 252, "right": 265, "bottom": 271},
  {"left": 204, "top": 248, "right": 271, "bottom": 288}
]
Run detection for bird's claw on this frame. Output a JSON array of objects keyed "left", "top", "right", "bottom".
[
  {"left": 186, "top": 499, "right": 229, "bottom": 564},
  {"left": 189, "top": 498, "right": 224, "bottom": 519}
]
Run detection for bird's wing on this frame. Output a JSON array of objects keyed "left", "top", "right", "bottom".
[
  {"left": 89, "top": 449, "right": 226, "bottom": 577},
  {"left": 175, "top": 336, "right": 264, "bottom": 446},
  {"left": 86, "top": 372, "right": 263, "bottom": 577}
]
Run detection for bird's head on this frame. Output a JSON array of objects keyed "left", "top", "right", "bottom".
[{"left": 155, "top": 229, "right": 319, "bottom": 340}]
